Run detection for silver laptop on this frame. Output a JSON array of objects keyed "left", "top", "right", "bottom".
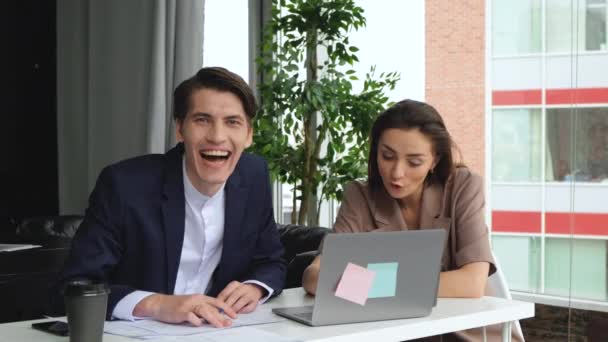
[{"left": 273, "top": 229, "right": 446, "bottom": 326}]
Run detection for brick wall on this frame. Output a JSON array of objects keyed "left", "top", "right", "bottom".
[
  {"left": 425, "top": 0, "right": 486, "bottom": 176},
  {"left": 521, "top": 304, "right": 608, "bottom": 342}
]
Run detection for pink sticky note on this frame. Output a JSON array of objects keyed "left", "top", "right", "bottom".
[{"left": 334, "top": 262, "right": 376, "bottom": 305}]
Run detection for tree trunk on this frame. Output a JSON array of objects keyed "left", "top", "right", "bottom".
[
  {"left": 291, "top": 184, "right": 297, "bottom": 224},
  {"left": 299, "top": 27, "right": 319, "bottom": 226}
]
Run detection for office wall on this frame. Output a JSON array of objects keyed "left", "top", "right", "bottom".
[{"left": 0, "top": 0, "right": 58, "bottom": 221}]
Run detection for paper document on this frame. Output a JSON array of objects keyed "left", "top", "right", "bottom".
[
  {"left": 0, "top": 244, "right": 41, "bottom": 252},
  {"left": 104, "top": 306, "right": 285, "bottom": 339},
  {"left": 180, "top": 326, "right": 302, "bottom": 342}
]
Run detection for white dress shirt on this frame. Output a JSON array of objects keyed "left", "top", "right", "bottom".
[{"left": 112, "top": 159, "right": 273, "bottom": 320}]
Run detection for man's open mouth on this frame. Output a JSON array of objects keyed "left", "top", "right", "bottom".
[{"left": 199, "top": 150, "right": 231, "bottom": 161}]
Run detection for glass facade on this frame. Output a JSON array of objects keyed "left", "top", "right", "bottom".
[{"left": 491, "top": 0, "right": 608, "bottom": 303}]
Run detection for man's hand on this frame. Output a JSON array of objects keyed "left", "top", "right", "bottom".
[
  {"left": 217, "top": 281, "right": 265, "bottom": 314},
  {"left": 133, "top": 294, "right": 237, "bottom": 328}
]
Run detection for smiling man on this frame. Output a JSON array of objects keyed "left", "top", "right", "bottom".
[{"left": 58, "top": 67, "right": 286, "bottom": 327}]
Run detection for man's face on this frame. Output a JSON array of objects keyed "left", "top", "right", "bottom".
[{"left": 176, "top": 88, "right": 252, "bottom": 196}]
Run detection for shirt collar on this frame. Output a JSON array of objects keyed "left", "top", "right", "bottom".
[{"left": 182, "top": 157, "right": 225, "bottom": 210}]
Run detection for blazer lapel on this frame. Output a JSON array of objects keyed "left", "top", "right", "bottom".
[
  {"left": 370, "top": 182, "right": 452, "bottom": 232},
  {"left": 420, "top": 182, "right": 451, "bottom": 231},
  {"left": 213, "top": 168, "right": 248, "bottom": 288},
  {"left": 369, "top": 186, "right": 406, "bottom": 231},
  {"left": 421, "top": 182, "right": 451, "bottom": 270},
  {"left": 161, "top": 144, "right": 186, "bottom": 294}
]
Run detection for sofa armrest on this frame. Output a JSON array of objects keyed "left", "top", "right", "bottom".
[
  {"left": 16, "top": 215, "right": 83, "bottom": 242},
  {"left": 0, "top": 217, "right": 17, "bottom": 242},
  {"left": 277, "top": 224, "right": 329, "bottom": 289},
  {"left": 278, "top": 224, "right": 329, "bottom": 261},
  {"left": 286, "top": 251, "right": 320, "bottom": 289}
]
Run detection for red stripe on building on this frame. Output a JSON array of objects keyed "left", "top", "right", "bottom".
[
  {"left": 492, "top": 88, "right": 608, "bottom": 105},
  {"left": 492, "top": 211, "right": 608, "bottom": 236},
  {"left": 492, "top": 90, "right": 542, "bottom": 106},
  {"left": 492, "top": 211, "right": 541, "bottom": 233},
  {"left": 546, "top": 88, "right": 608, "bottom": 104},
  {"left": 545, "top": 212, "right": 608, "bottom": 235}
]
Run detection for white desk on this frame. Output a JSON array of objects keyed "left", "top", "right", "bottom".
[{"left": 0, "top": 288, "right": 534, "bottom": 342}]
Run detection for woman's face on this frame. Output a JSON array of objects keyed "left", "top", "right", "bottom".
[{"left": 377, "top": 128, "right": 437, "bottom": 202}]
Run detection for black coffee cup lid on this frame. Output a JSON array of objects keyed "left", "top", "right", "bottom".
[{"left": 63, "top": 279, "right": 110, "bottom": 297}]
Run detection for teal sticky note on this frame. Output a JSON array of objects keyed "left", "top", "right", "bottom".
[{"left": 367, "top": 262, "right": 399, "bottom": 298}]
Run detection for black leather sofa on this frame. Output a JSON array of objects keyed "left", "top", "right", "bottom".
[
  {"left": 0, "top": 216, "right": 328, "bottom": 323},
  {"left": 277, "top": 223, "right": 328, "bottom": 288}
]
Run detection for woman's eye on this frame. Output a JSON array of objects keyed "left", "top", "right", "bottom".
[
  {"left": 408, "top": 160, "right": 422, "bottom": 167},
  {"left": 382, "top": 153, "right": 394, "bottom": 160}
]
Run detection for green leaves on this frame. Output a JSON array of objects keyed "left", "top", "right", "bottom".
[{"left": 251, "top": 0, "right": 400, "bottom": 225}]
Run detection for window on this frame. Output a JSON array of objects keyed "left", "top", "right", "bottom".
[
  {"left": 492, "top": 235, "right": 541, "bottom": 292},
  {"left": 202, "top": 1, "right": 249, "bottom": 80},
  {"left": 586, "top": 0, "right": 608, "bottom": 51},
  {"left": 546, "top": 107, "right": 608, "bottom": 182},
  {"left": 547, "top": 0, "right": 608, "bottom": 53},
  {"left": 493, "top": 0, "right": 607, "bottom": 54},
  {"left": 492, "top": 0, "right": 542, "bottom": 55},
  {"left": 545, "top": 238, "right": 607, "bottom": 300},
  {"left": 274, "top": 0, "right": 424, "bottom": 225},
  {"left": 492, "top": 109, "right": 542, "bottom": 182}
]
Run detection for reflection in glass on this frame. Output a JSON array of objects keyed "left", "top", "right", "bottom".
[
  {"left": 586, "top": 0, "right": 607, "bottom": 51},
  {"left": 546, "top": 0, "right": 585, "bottom": 53},
  {"left": 546, "top": 108, "right": 608, "bottom": 183},
  {"left": 492, "top": 109, "right": 542, "bottom": 182},
  {"left": 492, "top": 235, "right": 541, "bottom": 293},
  {"left": 547, "top": 0, "right": 608, "bottom": 52},
  {"left": 544, "top": 237, "right": 607, "bottom": 300},
  {"left": 492, "top": 0, "right": 542, "bottom": 55}
]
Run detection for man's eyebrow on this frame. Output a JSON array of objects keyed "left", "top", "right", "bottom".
[{"left": 224, "top": 115, "right": 245, "bottom": 121}]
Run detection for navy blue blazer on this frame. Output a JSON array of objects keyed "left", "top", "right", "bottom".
[{"left": 59, "top": 143, "right": 286, "bottom": 318}]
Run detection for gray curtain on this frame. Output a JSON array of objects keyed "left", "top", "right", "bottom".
[{"left": 57, "top": 0, "right": 204, "bottom": 214}]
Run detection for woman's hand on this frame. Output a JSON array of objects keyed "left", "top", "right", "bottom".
[{"left": 302, "top": 255, "right": 322, "bottom": 295}]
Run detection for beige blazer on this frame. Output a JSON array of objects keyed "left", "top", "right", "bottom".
[{"left": 332, "top": 167, "right": 523, "bottom": 342}]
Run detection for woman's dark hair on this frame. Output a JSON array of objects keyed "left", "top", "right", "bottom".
[
  {"left": 173, "top": 67, "right": 257, "bottom": 122},
  {"left": 368, "top": 99, "right": 461, "bottom": 190}
]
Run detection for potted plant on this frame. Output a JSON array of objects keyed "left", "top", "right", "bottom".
[{"left": 252, "top": 0, "right": 399, "bottom": 226}]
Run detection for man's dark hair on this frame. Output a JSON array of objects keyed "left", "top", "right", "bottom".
[
  {"left": 368, "top": 99, "right": 462, "bottom": 190},
  {"left": 173, "top": 67, "right": 257, "bottom": 122}
]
